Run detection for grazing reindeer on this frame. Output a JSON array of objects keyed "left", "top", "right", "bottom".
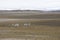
[
  {"left": 24, "top": 22, "right": 31, "bottom": 27},
  {"left": 12, "top": 24, "right": 19, "bottom": 27},
  {"left": 8, "top": 23, "right": 19, "bottom": 27}
]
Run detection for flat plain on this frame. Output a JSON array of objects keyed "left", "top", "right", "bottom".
[{"left": 0, "top": 11, "right": 60, "bottom": 40}]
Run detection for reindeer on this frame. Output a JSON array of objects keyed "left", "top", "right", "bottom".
[
  {"left": 24, "top": 22, "right": 31, "bottom": 27},
  {"left": 9, "top": 23, "right": 19, "bottom": 27}
]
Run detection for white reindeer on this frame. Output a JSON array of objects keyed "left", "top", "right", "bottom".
[
  {"left": 24, "top": 23, "right": 31, "bottom": 27},
  {"left": 12, "top": 23, "right": 19, "bottom": 27}
]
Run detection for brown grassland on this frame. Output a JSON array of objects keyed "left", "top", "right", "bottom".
[{"left": 0, "top": 12, "right": 60, "bottom": 40}]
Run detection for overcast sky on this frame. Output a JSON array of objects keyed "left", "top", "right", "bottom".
[{"left": 0, "top": 0, "right": 60, "bottom": 10}]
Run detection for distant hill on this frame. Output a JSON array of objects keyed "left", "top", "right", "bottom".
[
  {"left": 0, "top": 10, "right": 44, "bottom": 12},
  {"left": 0, "top": 10, "right": 60, "bottom": 14},
  {"left": 48, "top": 10, "right": 60, "bottom": 12}
]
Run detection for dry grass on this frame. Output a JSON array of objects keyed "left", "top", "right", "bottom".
[
  {"left": 0, "top": 13, "right": 60, "bottom": 19},
  {"left": 0, "top": 12, "right": 60, "bottom": 40},
  {"left": 0, "top": 19, "right": 60, "bottom": 40}
]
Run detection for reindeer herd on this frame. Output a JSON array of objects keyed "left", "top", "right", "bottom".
[{"left": 8, "top": 23, "right": 31, "bottom": 27}]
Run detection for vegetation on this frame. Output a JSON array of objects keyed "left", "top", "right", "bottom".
[
  {"left": 0, "top": 11, "right": 60, "bottom": 40},
  {"left": 0, "top": 19, "right": 60, "bottom": 40}
]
